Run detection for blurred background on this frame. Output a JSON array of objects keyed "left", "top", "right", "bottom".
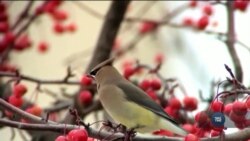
[{"left": 1, "top": 1, "right": 250, "bottom": 140}]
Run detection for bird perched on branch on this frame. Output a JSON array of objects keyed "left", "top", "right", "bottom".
[{"left": 89, "top": 58, "right": 187, "bottom": 136}]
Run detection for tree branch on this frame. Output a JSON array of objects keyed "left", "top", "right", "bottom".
[
  {"left": 225, "top": 1, "right": 243, "bottom": 82},
  {"left": 62, "top": 0, "right": 131, "bottom": 127},
  {"left": 0, "top": 71, "right": 83, "bottom": 86},
  {"left": 86, "top": 1, "right": 131, "bottom": 72}
]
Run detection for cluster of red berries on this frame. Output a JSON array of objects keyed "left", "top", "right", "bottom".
[
  {"left": 0, "top": 0, "right": 78, "bottom": 58},
  {"left": 210, "top": 99, "right": 250, "bottom": 129},
  {"left": 187, "top": 98, "right": 250, "bottom": 139},
  {"left": 121, "top": 54, "right": 165, "bottom": 80},
  {"left": 35, "top": 1, "right": 77, "bottom": 34},
  {"left": 227, "top": 100, "right": 250, "bottom": 128},
  {"left": 79, "top": 75, "right": 93, "bottom": 105},
  {"left": 0, "top": 2, "right": 17, "bottom": 53},
  {"left": 153, "top": 95, "right": 199, "bottom": 140},
  {"left": 234, "top": 0, "right": 249, "bottom": 12},
  {"left": 183, "top": 1, "right": 214, "bottom": 30},
  {"left": 122, "top": 64, "right": 139, "bottom": 79},
  {"left": 36, "top": 1, "right": 77, "bottom": 52},
  {"left": 55, "top": 129, "right": 88, "bottom": 141},
  {"left": 164, "top": 96, "right": 197, "bottom": 120},
  {"left": 139, "top": 78, "right": 162, "bottom": 100},
  {"left": 5, "top": 83, "right": 27, "bottom": 117}
]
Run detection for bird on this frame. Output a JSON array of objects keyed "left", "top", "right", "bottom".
[{"left": 89, "top": 58, "right": 187, "bottom": 136}]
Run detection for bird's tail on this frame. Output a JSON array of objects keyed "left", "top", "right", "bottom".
[{"left": 159, "top": 117, "right": 188, "bottom": 136}]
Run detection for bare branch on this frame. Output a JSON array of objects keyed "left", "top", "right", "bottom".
[{"left": 225, "top": 1, "right": 243, "bottom": 82}]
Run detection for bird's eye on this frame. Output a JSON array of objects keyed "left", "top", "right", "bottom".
[{"left": 89, "top": 69, "right": 97, "bottom": 76}]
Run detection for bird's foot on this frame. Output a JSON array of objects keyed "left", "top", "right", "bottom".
[{"left": 123, "top": 127, "right": 136, "bottom": 141}]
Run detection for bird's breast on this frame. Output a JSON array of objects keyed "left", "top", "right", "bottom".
[{"left": 98, "top": 85, "right": 160, "bottom": 133}]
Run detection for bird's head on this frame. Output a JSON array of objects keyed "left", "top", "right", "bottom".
[{"left": 89, "top": 57, "right": 123, "bottom": 84}]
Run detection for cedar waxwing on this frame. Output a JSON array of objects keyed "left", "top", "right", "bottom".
[{"left": 89, "top": 59, "right": 187, "bottom": 136}]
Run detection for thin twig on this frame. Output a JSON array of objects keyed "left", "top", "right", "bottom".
[
  {"left": 11, "top": 1, "right": 35, "bottom": 30},
  {"left": 0, "top": 71, "right": 84, "bottom": 86}
]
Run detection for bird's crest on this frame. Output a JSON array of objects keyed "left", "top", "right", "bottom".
[{"left": 89, "top": 57, "right": 115, "bottom": 76}]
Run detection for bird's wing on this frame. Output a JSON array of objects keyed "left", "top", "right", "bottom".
[{"left": 117, "top": 81, "right": 179, "bottom": 125}]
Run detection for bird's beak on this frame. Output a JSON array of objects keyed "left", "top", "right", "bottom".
[{"left": 87, "top": 73, "right": 95, "bottom": 79}]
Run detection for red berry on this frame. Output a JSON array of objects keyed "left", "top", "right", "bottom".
[
  {"left": 123, "top": 66, "right": 135, "bottom": 79},
  {"left": 38, "top": 41, "right": 49, "bottom": 53},
  {"left": 52, "top": 10, "right": 68, "bottom": 21},
  {"left": 154, "top": 53, "right": 164, "bottom": 64},
  {"left": 80, "top": 75, "right": 92, "bottom": 86},
  {"left": 246, "top": 98, "right": 250, "bottom": 109},
  {"left": 0, "top": 2, "right": 6, "bottom": 12},
  {"left": 223, "top": 103, "right": 233, "bottom": 116},
  {"left": 196, "top": 15, "right": 209, "bottom": 30},
  {"left": 53, "top": 22, "right": 65, "bottom": 34},
  {"left": 0, "top": 38, "right": 8, "bottom": 53},
  {"left": 13, "top": 83, "right": 27, "bottom": 98},
  {"left": 0, "top": 22, "right": 9, "bottom": 32},
  {"left": 202, "top": 4, "right": 213, "bottom": 16},
  {"left": 235, "top": 123, "right": 246, "bottom": 129},
  {"left": 35, "top": 5, "right": 45, "bottom": 15},
  {"left": 189, "top": 0, "right": 198, "bottom": 8},
  {"left": 151, "top": 78, "right": 162, "bottom": 90},
  {"left": 184, "top": 134, "right": 199, "bottom": 141},
  {"left": 210, "top": 130, "right": 221, "bottom": 137},
  {"left": 146, "top": 89, "right": 158, "bottom": 100},
  {"left": 8, "top": 95, "right": 23, "bottom": 107},
  {"left": 234, "top": 0, "right": 249, "bottom": 12},
  {"left": 26, "top": 105, "right": 43, "bottom": 116},
  {"left": 169, "top": 97, "right": 181, "bottom": 110},
  {"left": 229, "top": 111, "right": 246, "bottom": 123},
  {"left": 139, "top": 21, "right": 157, "bottom": 34},
  {"left": 66, "top": 23, "right": 77, "bottom": 32},
  {"left": 4, "top": 32, "right": 15, "bottom": 44},
  {"left": 0, "top": 62, "right": 17, "bottom": 72},
  {"left": 210, "top": 101, "right": 224, "bottom": 112},
  {"left": 183, "top": 96, "right": 198, "bottom": 111},
  {"left": 67, "top": 129, "right": 88, "bottom": 141},
  {"left": 232, "top": 101, "right": 247, "bottom": 115},
  {"left": 153, "top": 129, "right": 174, "bottom": 137},
  {"left": 55, "top": 135, "right": 68, "bottom": 141},
  {"left": 32, "top": 106, "right": 43, "bottom": 116},
  {"left": 195, "top": 111, "right": 209, "bottom": 126},
  {"left": 164, "top": 106, "right": 178, "bottom": 118},
  {"left": 43, "top": 2, "right": 57, "bottom": 14},
  {"left": 121, "top": 59, "right": 134, "bottom": 69},
  {"left": 14, "top": 34, "right": 32, "bottom": 51},
  {"left": 139, "top": 79, "right": 151, "bottom": 91},
  {"left": 33, "top": 105, "right": 43, "bottom": 116},
  {"left": 79, "top": 90, "right": 93, "bottom": 105},
  {"left": 0, "top": 12, "right": 8, "bottom": 22},
  {"left": 182, "top": 124, "right": 196, "bottom": 134},
  {"left": 183, "top": 17, "right": 194, "bottom": 26}
]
